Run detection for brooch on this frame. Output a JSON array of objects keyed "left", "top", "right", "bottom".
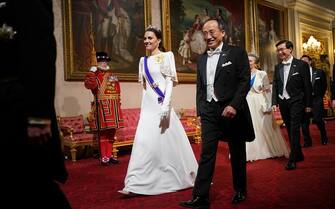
[
  {"left": 152, "top": 82, "right": 159, "bottom": 88},
  {"left": 155, "top": 54, "right": 164, "bottom": 64}
]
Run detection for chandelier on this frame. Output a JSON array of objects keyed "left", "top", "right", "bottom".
[{"left": 302, "top": 36, "right": 322, "bottom": 54}]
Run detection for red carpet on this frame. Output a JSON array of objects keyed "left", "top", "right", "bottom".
[{"left": 61, "top": 120, "right": 335, "bottom": 209}]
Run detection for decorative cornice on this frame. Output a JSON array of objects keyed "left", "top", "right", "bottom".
[{"left": 287, "top": 0, "right": 335, "bottom": 22}]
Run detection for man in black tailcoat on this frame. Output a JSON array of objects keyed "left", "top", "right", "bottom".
[
  {"left": 180, "top": 18, "right": 255, "bottom": 209},
  {"left": 272, "top": 40, "right": 312, "bottom": 171},
  {"left": 300, "top": 55, "right": 328, "bottom": 146}
]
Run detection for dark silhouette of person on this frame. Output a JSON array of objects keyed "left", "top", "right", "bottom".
[
  {"left": 300, "top": 55, "right": 328, "bottom": 146},
  {"left": 1, "top": 1, "right": 72, "bottom": 208}
]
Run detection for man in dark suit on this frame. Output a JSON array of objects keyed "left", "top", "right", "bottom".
[
  {"left": 1, "top": 1, "right": 71, "bottom": 208},
  {"left": 300, "top": 55, "right": 328, "bottom": 146},
  {"left": 180, "top": 19, "right": 255, "bottom": 209},
  {"left": 272, "top": 40, "right": 312, "bottom": 171}
]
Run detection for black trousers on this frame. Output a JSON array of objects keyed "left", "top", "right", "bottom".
[
  {"left": 278, "top": 98, "right": 304, "bottom": 162},
  {"left": 193, "top": 101, "right": 246, "bottom": 198},
  {"left": 301, "top": 96, "right": 328, "bottom": 144}
]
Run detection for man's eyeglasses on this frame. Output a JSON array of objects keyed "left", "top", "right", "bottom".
[{"left": 276, "top": 48, "right": 287, "bottom": 53}]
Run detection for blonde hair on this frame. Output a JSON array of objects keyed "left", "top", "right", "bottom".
[{"left": 248, "top": 53, "right": 260, "bottom": 69}]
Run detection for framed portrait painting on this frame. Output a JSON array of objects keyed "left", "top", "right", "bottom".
[
  {"left": 162, "top": 0, "right": 250, "bottom": 83},
  {"left": 62, "top": 0, "right": 151, "bottom": 81},
  {"left": 255, "top": 0, "right": 287, "bottom": 81}
]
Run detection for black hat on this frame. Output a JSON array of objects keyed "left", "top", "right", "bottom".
[{"left": 96, "top": 51, "right": 111, "bottom": 62}]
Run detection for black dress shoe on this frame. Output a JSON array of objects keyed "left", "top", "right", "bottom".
[
  {"left": 232, "top": 191, "right": 246, "bottom": 204},
  {"left": 109, "top": 157, "right": 120, "bottom": 164},
  {"left": 180, "top": 196, "right": 210, "bottom": 208},
  {"left": 322, "top": 139, "right": 328, "bottom": 145},
  {"left": 285, "top": 161, "right": 296, "bottom": 170}
]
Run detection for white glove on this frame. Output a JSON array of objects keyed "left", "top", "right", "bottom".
[
  {"left": 160, "top": 104, "right": 170, "bottom": 119},
  {"left": 159, "top": 76, "right": 173, "bottom": 119},
  {"left": 90, "top": 66, "right": 97, "bottom": 72}
]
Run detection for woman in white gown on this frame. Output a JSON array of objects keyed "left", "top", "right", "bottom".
[
  {"left": 119, "top": 26, "right": 198, "bottom": 195},
  {"left": 246, "top": 54, "right": 289, "bottom": 161}
]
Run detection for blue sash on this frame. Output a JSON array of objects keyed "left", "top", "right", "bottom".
[
  {"left": 144, "top": 57, "right": 165, "bottom": 103},
  {"left": 250, "top": 74, "right": 256, "bottom": 88}
]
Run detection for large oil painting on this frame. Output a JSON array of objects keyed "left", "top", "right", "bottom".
[
  {"left": 256, "top": 0, "right": 287, "bottom": 81},
  {"left": 162, "top": 0, "right": 249, "bottom": 83},
  {"left": 62, "top": 0, "right": 151, "bottom": 81}
]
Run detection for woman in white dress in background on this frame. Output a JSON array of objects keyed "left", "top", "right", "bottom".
[
  {"left": 246, "top": 54, "right": 289, "bottom": 161},
  {"left": 119, "top": 26, "right": 198, "bottom": 195}
]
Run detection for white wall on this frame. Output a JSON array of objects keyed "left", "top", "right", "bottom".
[{"left": 53, "top": 0, "right": 196, "bottom": 117}]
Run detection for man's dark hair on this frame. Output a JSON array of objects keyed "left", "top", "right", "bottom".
[
  {"left": 203, "top": 18, "right": 225, "bottom": 31},
  {"left": 275, "top": 39, "right": 294, "bottom": 50},
  {"left": 301, "top": 55, "right": 312, "bottom": 61}
]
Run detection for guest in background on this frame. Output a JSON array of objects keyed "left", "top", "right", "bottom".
[
  {"left": 84, "top": 51, "right": 124, "bottom": 166},
  {"left": 320, "top": 54, "right": 331, "bottom": 96},
  {"left": 300, "top": 55, "right": 328, "bottom": 146},
  {"left": 119, "top": 25, "right": 198, "bottom": 196},
  {"left": 272, "top": 40, "right": 312, "bottom": 170},
  {"left": 1, "top": 0, "right": 71, "bottom": 208},
  {"left": 246, "top": 54, "right": 289, "bottom": 161},
  {"left": 180, "top": 19, "right": 254, "bottom": 209}
]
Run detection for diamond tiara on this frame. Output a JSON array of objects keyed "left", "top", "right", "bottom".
[{"left": 146, "top": 25, "right": 161, "bottom": 32}]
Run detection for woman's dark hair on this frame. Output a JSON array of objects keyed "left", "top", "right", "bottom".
[{"left": 145, "top": 26, "right": 166, "bottom": 52}]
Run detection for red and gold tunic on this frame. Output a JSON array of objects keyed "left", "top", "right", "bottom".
[{"left": 84, "top": 69, "right": 124, "bottom": 130}]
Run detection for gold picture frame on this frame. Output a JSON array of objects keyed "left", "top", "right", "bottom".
[
  {"left": 162, "top": 0, "right": 251, "bottom": 83},
  {"left": 62, "top": 0, "right": 151, "bottom": 81},
  {"left": 254, "top": 0, "right": 288, "bottom": 81}
]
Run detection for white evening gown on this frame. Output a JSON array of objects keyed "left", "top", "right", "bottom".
[
  {"left": 246, "top": 70, "right": 289, "bottom": 161},
  {"left": 120, "top": 52, "right": 198, "bottom": 195}
]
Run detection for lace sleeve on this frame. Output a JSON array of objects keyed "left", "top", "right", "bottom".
[{"left": 160, "top": 51, "right": 178, "bottom": 86}]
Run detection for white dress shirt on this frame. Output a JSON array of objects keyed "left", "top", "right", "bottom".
[
  {"left": 279, "top": 55, "right": 293, "bottom": 100},
  {"left": 206, "top": 42, "right": 223, "bottom": 102}
]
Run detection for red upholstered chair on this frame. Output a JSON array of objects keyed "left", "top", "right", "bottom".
[
  {"left": 113, "top": 108, "right": 141, "bottom": 157},
  {"left": 179, "top": 108, "right": 201, "bottom": 143},
  {"left": 58, "top": 115, "right": 95, "bottom": 162}
]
